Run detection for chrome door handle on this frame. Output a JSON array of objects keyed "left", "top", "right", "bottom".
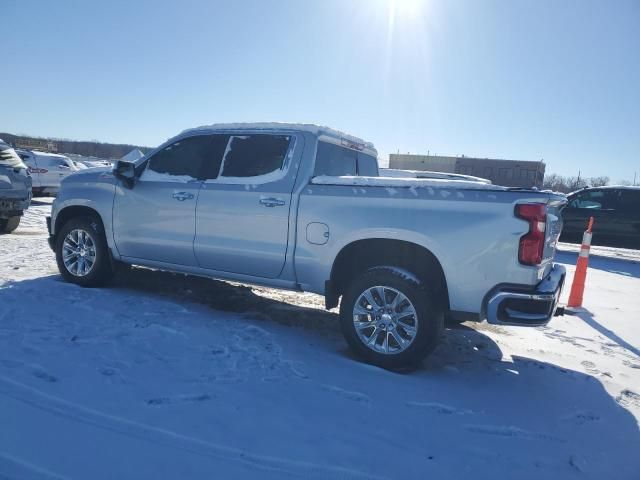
[
  {"left": 259, "top": 197, "right": 285, "bottom": 207},
  {"left": 172, "top": 191, "right": 194, "bottom": 201}
]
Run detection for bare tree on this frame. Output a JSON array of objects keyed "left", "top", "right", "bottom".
[
  {"left": 542, "top": 173, "right": 570, "bottom": 192},
  {"left": 565, "top": 176, "right": 588, "bottom": 191},
  {"left": 589, "top": 176, "right": 610, "bottom": 187},
  {"left": 542, "top": 173, "right": 611, "bottom": 193}
]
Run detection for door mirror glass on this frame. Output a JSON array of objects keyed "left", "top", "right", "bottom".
[{"left": 114, "top": 160, "right": 136, "bottom": 188}]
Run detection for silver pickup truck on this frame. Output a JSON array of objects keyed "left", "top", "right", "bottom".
[{"left": 48, "top": 123, "right": 567, "bottom": 368}]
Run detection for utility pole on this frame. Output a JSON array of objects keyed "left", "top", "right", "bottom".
[{"left": 634, "top": 171, "right": 637, "bottom": 186}]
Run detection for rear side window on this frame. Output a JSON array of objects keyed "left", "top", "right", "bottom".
[
  {"left": 619, "top": 190, "right": 640, "bottom": 212},
  {"left": 220, "top": 135, "right": 291, "bottom": 178},
  {"left": 314, "top": 142, "right": 357, "bottom": 176},
  {"left": 39, "top": 157, "right": 71, "bottom": 168},
  {"left": 358, "top": 153, "right": 378, "bottom": 176},
  {"left": 148, "top": 135, "right": 216, "bottom": 179}
]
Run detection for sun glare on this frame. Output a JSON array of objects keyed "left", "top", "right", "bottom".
[{"left": 389, "top": 0, "right": 425, "bottom": 19}]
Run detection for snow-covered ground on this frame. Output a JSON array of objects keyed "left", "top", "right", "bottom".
[{"left": 1, "top": 200, "right": 638, "bottom": 479}]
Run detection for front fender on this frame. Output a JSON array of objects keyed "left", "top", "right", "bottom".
[{"left": 51, "top": 178, "right": 116, "bottom": 251}]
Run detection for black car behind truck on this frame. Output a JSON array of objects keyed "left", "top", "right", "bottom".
[
  {"left": 0, "top": 139, "right": 32, "bottom": 233},
  {"left": 561, "top": 186, "right": 640, "bottom": 249}
]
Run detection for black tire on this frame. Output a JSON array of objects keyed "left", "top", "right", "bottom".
[
  {"left": 55, "top": 215, "right": 115, "bottom": 287},
  {"left": 339, "top": 267, "right": 444, "bottom": 369},
  {"left": 0, "top": 216, "right": 21, "bottom": 234},
  {"left": 445, "top": 315, "right": 466, "bottom": 326}
]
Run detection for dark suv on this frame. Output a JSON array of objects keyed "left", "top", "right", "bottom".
[
  {"left": 561, "top": 186, "right": 640, "bottom": 249},
  {"left": 0, "top": 139, "right": 32, "bottom": 233}
]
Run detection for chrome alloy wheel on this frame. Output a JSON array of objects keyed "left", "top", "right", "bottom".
[
  {"left": 62, "top": 229, "right": 97, "bottom": 277},
  {"left": 352, "top": 286, "right": 418, "bottom": 354}
]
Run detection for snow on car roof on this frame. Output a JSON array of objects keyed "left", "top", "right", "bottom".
[
  {"left": 27, "top": 150, "right": 71, "bottom": 159},
  {"left": 592, "top": 185, "right": 640, "bottom": 190},
  {"left": 569, "top": 185, "right": 640, "bottom": 195},
  {"left": 181, "top": 122, "right": 375, "bottom": 150}
]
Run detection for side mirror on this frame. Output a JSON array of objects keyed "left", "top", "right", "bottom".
[{"left": 114, "top": 160, "right": 136, "bottom": 188}]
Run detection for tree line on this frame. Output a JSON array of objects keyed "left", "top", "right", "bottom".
[
  {"left": 0, "top": 132, "right": 151, "bottom": 160},
  {"left": 542, "top": 173, "right": 638, "bottom": 193}
]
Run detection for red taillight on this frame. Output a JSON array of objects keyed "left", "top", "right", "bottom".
[{"left": 515, "top": 203, "right": 546, "bottom": 266}]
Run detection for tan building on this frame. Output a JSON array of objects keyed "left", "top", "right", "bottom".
[
  {"left": 14, "top": 137, "right": 58, "bottom": 153},
  {"left": 389, "top": 154, "right": 545, "bottom": 188}
]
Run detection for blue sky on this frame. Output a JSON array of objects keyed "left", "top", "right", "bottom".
[{"left": 3, "top": 0, "right": 639, "bottom": 180}]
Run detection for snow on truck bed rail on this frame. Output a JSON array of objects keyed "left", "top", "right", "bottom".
[{"left": 311, "top": 175, "right": 506, "bottom": 190}]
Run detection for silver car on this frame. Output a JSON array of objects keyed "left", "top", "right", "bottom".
[{"left": 48, "top": 123, "right": 567, "bottom": 369}]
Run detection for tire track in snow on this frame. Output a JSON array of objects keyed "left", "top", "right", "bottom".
[
  {"left": 0, "top": 374, "right": 387, "bottom": 480},
  {"left": 465, "top": 424, "right": 565, "bottom": 442},
  {"left": 0, "top": 452, "right": 70, "bottom": 480}
]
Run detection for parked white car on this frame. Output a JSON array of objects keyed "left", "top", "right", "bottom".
[{"left": 16, "top": 150, "right": 80, "bottom": 195}]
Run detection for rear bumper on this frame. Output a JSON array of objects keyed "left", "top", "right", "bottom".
[
  {"left": 486, "top": 264, "right": 566, "bottom": 327},
  {"left": 0, "top": 195, "right": 31, "bottom": 217}
]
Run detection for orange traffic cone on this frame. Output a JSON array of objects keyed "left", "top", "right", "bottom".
[{"left": 567, "top": 217, "right": 594, "bottom": 308}]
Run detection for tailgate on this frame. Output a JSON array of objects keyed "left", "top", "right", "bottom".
[{"left": 543, "top": 194, "right": 567, "bottom": 265}]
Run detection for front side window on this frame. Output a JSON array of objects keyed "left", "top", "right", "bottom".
[
  {"left": 220, "top": 134, "right": 291, "bottom": 178},
  {"left": 148, "top": 135, "right": 216, "bottom": 179},
  {"left": 40, "top": 157, "right": 70, "bottom": 168}
]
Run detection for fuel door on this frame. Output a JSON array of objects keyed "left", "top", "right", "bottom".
[{"left": 306, "top": 222, "right": 329, "bottom": 245}]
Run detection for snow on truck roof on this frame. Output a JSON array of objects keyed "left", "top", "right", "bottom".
[{"left": 181, "top": 122, "right": 375, "bottom": 150}]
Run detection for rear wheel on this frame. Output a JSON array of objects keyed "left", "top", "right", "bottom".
[
  {"left": 339, "top": 267, "right": 444, "bottom": 369},
  {"left": 0, "top": 216, "right": 21, "bottom": 233},
  {"left": 55, "top": 216, "right": 114, "bottom": 287}
]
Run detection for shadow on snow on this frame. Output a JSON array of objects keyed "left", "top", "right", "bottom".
[{"left": 1, "top": 268, "right": 639, "bottom": 477}]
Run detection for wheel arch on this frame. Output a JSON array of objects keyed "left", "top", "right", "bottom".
[
  {"left": 54, "top": 205, "right": 105, "bottom": 241},
  {"left": 328, "top": 238, "right": 449, "bottom": 311}
]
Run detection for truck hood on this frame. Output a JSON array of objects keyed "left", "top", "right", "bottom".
[{"left": 60, "top": 166, "right": 115, "bottom": 187}]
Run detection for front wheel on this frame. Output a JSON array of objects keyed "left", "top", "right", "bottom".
[
  {"left": 55, "top": 216, "right": 114, "bottom": 287},
  {"left": 339, "top": 267, "right": 444, "bottom": 369}
]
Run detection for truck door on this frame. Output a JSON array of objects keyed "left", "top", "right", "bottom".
[
  {"left": 194, "top": 133, "right": 301, "bottom": 278},
  {"left": 113, "top": 134, "right": 214, "bottom": 266},
  {"left": 19, "top": 152, "right": 41, "bottom": 188},
  {"left": 35, "top": 155, "right": 72, "bottom": 189}
]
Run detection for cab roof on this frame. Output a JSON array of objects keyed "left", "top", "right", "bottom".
[
  {"left": 569, "top": 185, "right": 640, "bottom": 195},
  {"left": 578, "top": 185, "right": 640, "bottom": 191},
  {"left": 180, "top": 122, "right": 376, "bottom": 152}
]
